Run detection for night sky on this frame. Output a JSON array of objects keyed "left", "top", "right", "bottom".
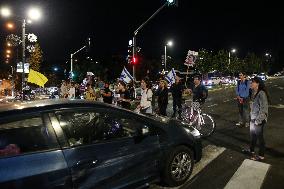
[{"left": 0, "top": 0, "right": 283, "bottom": 72}]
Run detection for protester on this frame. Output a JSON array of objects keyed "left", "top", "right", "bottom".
[
  {"left": 60, "top": 80, "right": 68, "bottom": 98},
  {"left": 189, "top": 75, "right": 208, "bottom": 106},
  {"left": 156, "top": 80, "right": 168, "bottom": 116},
  {"left": 116, "top": 81, "right": 131, "bottom": 109},
  {"left": 236, "top": 72, "right": 251, "bottom": 127},
  {"left": 102, "top": 82, "right": 113, "bottom": 104},
  {"left": 85, "top": 84, "right": 96, "bottom": 100},
  {"left": 242, "top": 77, "right": 269, "bottom": 161},
  {"left": 171, "top": 76, "right": 184, "bottom": 118},
  {"left": 68, "top": 82, "right": 76, "bottom": 99},
  {"left": 137, "top": 79, "right": 153, "bottom": 114}
]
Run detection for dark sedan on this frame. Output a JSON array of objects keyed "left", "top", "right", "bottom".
[{"left": 0, "top": 99, "right": 202, "bottom": 189}]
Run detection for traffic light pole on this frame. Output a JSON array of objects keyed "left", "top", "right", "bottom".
[{"left": 132, "top": 2, "right": 167, "bottom": 81}]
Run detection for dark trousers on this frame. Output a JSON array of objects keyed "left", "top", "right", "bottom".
[
  {"left": 237, "top": 98, "right": 249, "bottom": 124},
  {"left": 159, "top": 104, "right": 167, "bottom": 116},
  {"left": 250, "top": 121, "right": 266, "bottom": 156},
  {"left": 173, "top": 97, "right": 182, "bottom": 116}
]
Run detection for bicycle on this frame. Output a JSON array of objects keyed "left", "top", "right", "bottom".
[{"left": 179, "top": 100, "right": 215, "bottom": 137}]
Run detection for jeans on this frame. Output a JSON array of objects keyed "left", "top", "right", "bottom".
[
  {"left": 250, "top": 121, "right": 266, "bottom": 156},
  {"left": 237, "top": 98, "right": 249, "bottom": 124}
]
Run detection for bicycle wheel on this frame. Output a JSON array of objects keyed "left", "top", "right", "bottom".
[{"left": 194, "top": 113, "right": 215, "bottom": 137}]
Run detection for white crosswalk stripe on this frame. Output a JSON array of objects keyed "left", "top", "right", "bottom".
[{"left": 224, "top": 159, "right": 270, "bottom": 189}]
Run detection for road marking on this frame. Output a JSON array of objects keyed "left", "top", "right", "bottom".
[
  {"left": 190, "top": 145, "right": 226, "bottom": 179},
  {"left": 151, "top": 145, "right": 226, "bottom": 189},
  {"left": 269, "top": 104, "right": 284, "bottom": 109},
  {"left": 224, "top": 159, "right": 270, "bottom": 189},
  {"left": 207, "top": 104, "right": 218, "bottom": 108},
  {"left": 278, "top": 87, "right": 284, "bottom": 90}
]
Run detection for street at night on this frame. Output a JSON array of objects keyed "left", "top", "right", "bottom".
[{"left": 0, "top": 0, "right": 284, "bottom": 189}]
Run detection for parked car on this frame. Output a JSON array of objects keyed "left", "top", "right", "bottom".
[
  {"left": 257, "top": 73, "right": 268, "bottom": 81},
  {"left": 274, "top": 72, "right": 282, "bottom": 77},
  {"left": 0, "top": 99, "right": 202, "bottom": 188}
]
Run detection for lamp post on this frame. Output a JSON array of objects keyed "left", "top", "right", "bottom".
[
  {"left": 1, "top": 6, "right": 42, "bottom": 101},
  {"left": 164, "top": 41, "right": 173, "bottom": 71},
  {"left": 132, "top": 0, "right": 177, "bottom": 80},
  {"left": 228, "top": 48, "right": 236, "bottom": 67}
]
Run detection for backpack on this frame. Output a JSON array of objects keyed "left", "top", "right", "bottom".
[{"left": 237, "top": 80, "right": 252, "bottom": 98}]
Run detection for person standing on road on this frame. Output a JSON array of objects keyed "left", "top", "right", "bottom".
[
  {"left": 189, "top": 75, "right": 208, "bottom": 109},
  {"left": 85, "top": 84, "right": 96, "bottom": 101},
  {"left": 60, "top": 80, "right": 68, "bottom": 98},
  {"left": 117, "top": 81, "right": 131, "bottom": 109},
  {"left": 243, "top": 76, "right": 269, "bottom": 161},
  {"left": 235, "top": 72, "right": 251, "bottom": 127},
  {"left": 156, "top": 80, "right": 169, "bottom": 116},
  {"left": 171, "top": 76, "right": 184, "bottom": 118},
  {"left": 101, "top": 82, "right": 113, "bottom": 104},
  {"left": 137, "top": 79, "right": 153, "bottom": 114}
]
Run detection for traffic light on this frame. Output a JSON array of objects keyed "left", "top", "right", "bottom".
[{"left": 132, "top": 56, "right": 138, "bottom": 64}]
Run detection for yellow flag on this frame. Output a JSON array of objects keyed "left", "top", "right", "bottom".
[{"left": 28, "top": 69, "right": 48, "bottom": 87}]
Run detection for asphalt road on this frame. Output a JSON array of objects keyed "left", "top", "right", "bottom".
[{"left": 152, "top": 77, "right": 284, "bottom": 189}]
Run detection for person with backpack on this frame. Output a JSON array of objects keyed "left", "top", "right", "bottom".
[
  {"left": 236, "top": 72, "right": 251, "bottom": 127},
  {"left": 242, "top": 76, "right": 269, "bottom": 161}
]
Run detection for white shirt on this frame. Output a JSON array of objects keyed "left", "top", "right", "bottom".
[{"left": 140, "top": 88, "right": 153, "bottom": 109}]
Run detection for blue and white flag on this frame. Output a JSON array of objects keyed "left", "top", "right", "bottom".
[
  {"left": 120, "top": 67, "right": 134, "bottom": 83},
  {"left": 165, "top": 68, "right": 176, "bottom": 85}
]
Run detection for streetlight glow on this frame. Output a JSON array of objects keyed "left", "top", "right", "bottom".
[
  {"left": 167, "top": 0, "right": 174, "bottom": 3},
  {"left": 0, "top": 7, "right": 11, "bottom": 17},
  {"left": 6, "top": 22, "right": 14, "bottom": 29},
  {"left": 7, "top": 42, "right": 12, "bottom": 47},
  {"left": 231, "top": 48, "right": 236, "bottom": 53},
  {"left": 6, "top": 49, "right": 11, "bottom": 54},
  {"left": 6, "top": 54, "right": 10, "bottom": 58},
  {"left": 167, "top": 41, "right": 173, "bottom": 46},
  {"left": 27, "top": 8, "right": 41, "bottom": 21}
]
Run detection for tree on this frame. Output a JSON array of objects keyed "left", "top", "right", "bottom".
[
  {"left": 29, "top": 43, "right": 43, "bottom": 72},
  {"left": 195, "top": 49, "right": 214, "bottom": 74}
]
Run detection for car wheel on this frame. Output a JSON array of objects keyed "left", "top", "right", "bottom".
[{"left": 162, "top": 145, "right": 194, "bottom": 187}]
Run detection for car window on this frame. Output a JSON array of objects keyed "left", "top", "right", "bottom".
[
  {"left": 0, "top": 117, "right": 59, "bottom": 158},
  {"left": 55, "top": 110, "right": 150, "bottom": 147}
]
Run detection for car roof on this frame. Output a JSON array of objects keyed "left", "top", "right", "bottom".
[
  {"left": 0, "top": 99, "right": 165, "bottom": 124},
  {"left": 0, "top": 99, "right": 122, "bottom": 116}
]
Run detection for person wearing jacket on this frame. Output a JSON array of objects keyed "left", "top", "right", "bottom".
[
  {"left": 156, "top": 80, "right": 168, "bottom": 116},
  {"left": 137, "top": 79, "right": 153, "bottom": 114},
  {"left": 243, "top": 76, "right": 269, "bottom": 161}
]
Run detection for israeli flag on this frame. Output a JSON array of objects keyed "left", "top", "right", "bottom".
[
  {"left": 120, "top": 67, "right": 134, "bottom": 83},
  {"left": 165, "top": 68, "right": 176, "bottom": 85}
]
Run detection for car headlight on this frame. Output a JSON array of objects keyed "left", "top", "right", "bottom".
[{"left": 181, "top": 122, "right": 201, "bottom": 137}]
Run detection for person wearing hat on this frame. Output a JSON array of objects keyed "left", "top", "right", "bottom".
[{"left": 242, "top": 76, "right": 269, "bottom": 161}]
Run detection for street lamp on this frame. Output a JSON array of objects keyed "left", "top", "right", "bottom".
[
  {"left": 6, "top": 22, "right": 14, "bottom": 29},
  {"left": 1, "top": 7, "right": 42, "bottom": 101},
  {"left": 0, "top": 7, "right": 11, "bottom": 17},
  {"left": 228, "top": 48, "right": 237, "bottom": 67},
  {"left": 164, "top": 40, "right": 173, "bottom": 71}
]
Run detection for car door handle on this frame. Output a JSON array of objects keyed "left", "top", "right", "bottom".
[{"left": 75, "top": 159, "right": 98, "bottom": 169}]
